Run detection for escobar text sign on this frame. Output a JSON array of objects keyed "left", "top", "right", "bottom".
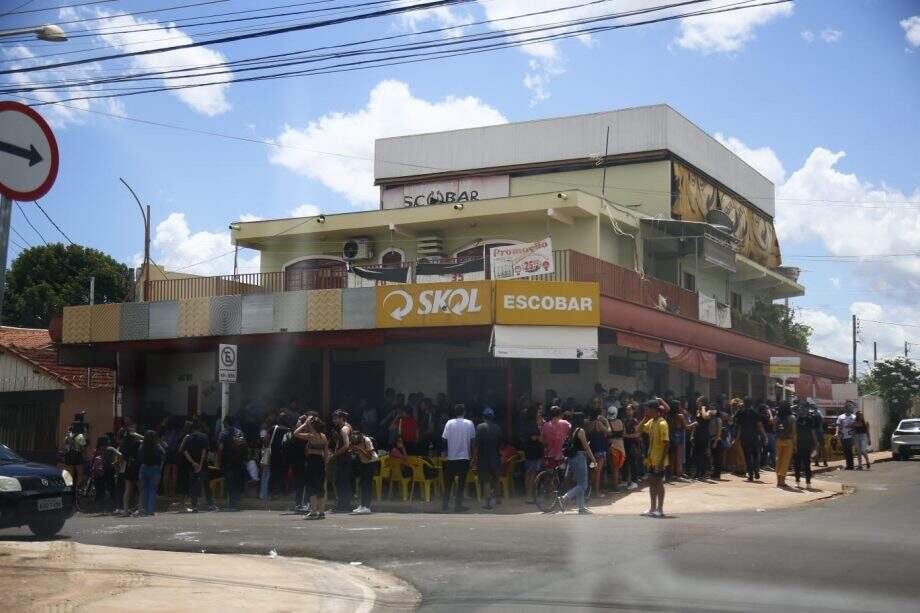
[
  {"left": 495, "top": 281, "right": 600, "bottom": 327},
  {"left": 375, "top": 281, "right": 493, "bottom": 328}
]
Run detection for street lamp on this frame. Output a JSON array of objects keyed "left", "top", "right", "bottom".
[{"left": 0, "top": 25, "right": 68, "bottom": 42}]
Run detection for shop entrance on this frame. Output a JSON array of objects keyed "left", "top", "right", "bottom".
[
  {"left": 447, "top": 358, "right": 530, "bottom": 432},
  {"left": 331, "top": 361, "right": 385, "bottom": 412}
]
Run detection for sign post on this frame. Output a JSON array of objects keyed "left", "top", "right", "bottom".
[
  {"left": 769, "top": 357, "right": 801, "bottom": 400},
  {"left": 0, "top": 101, "right": 59, "bottom": 322},
  {"left": 218, "top": 343, "right": 237, "bottom": 420}
]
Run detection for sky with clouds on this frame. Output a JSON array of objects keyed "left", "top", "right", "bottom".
[{"left": 1, "top": 0, "right": 919, "bottom": 372}]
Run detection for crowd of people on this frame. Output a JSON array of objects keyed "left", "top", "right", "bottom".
[{"left": 70, "top": 384, "right": 870, "bottom": 519}]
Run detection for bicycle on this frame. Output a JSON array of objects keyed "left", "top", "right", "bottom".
[{"left": 534, "top": 457, "right": 591, "bottom": 513}]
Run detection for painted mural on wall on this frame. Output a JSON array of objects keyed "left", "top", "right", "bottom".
[{"left": 671, "top": 161, "right": 781, "bottom": 269}]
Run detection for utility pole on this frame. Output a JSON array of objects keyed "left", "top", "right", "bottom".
[
  {"left": 87, "top": 276, "right": 94, "bottom": 387},
  {"left": 873, "top": 341, "right": 877, "bottom": 364},
  {"left": 0, "top": 195, "right": 12, "bottom": 324},
  {"left": 119, "top": 179, "right": 150, "bottom": 301},
  {"left": 906, "top": 341, "right": 910, "bottom": 358},
  {"left": 852, "top": 314, "right": 858, "bottom": 382}
]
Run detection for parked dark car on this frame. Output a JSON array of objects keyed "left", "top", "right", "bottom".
[{"left": 0, "top": 442, "right": 76, "bottom": 538}]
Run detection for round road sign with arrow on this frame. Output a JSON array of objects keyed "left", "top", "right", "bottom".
[{"left": 0, "top": 101, "right": 59, "bottom": 201}]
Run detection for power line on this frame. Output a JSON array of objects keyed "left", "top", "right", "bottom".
[
  {"left": 33, "top": 199, "right": 75, "bottom": 244},
  {"left": 1, "top": 0, "right": 37, "bottom": 19},
  {"left": 10, "top": 226, "right": 33, "bottom": 248},
  {"left": 3, "top": 0, "right": 119, "bottom": 17},
  {"left": 15, "top": 202, "right": 48, "bottom": 245},
  {"left": 861, "top": 319, "right": 920, "bottom": 330},
  {"left": 0, "top": 0, "right": 480, "bottom": 75}
]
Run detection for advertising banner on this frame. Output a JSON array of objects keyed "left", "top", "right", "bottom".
[
  {"left": 489, "top": 238, "right": 554, "bottom": 280},
  {"left": 495, "top": 280, "right": 599, "bottom": 327},
  {"left": 769, "top": 356, "right": 801, "bottom": 379},
  {"left": 375, "top": 281, "right": 492, "bottom": 328}
]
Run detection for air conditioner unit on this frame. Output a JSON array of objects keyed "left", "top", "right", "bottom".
[
  {"left": 417, "top": 235, "right": 444, "bottom": 257},
  {"left": 342, "top": 237, "right": 373, "bottom": 260}
]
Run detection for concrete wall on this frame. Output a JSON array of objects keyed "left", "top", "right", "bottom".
[{"left": 60, "top": 388, "right": 115, "bottom": 442}]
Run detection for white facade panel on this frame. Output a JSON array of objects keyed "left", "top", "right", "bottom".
[{"left": 375, "top": 104, "right": 774, "bottom": 217}]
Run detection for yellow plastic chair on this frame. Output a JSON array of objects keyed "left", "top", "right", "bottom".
[
  {"left": 405, "top": 456, "right": 440, "bottom": 503},
  {"left": 372, "top": 456, "right": 390, "bottom": 501},
  {"left": 388, "top": 457, "right": 411, "bottom": 501},
  {"left": 498, "top": 451, "right": 524, "bottom": 499},
  {"left": 464, "top": 467, "right": 482, "bottom": 504}
]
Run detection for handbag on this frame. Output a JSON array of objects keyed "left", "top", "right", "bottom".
[{"left": 260, "top": 425, "right": 277, "bottom": 468}]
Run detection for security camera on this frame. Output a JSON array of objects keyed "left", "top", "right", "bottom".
[
  {"left": 556, "top": 192, "right": 568, "bottom": 200},
  {"left": 453, "top": 203, "right": 464, "bottom": 211},
  {"left": 316, "top": 214, "right": 326, "bottom": 223}
]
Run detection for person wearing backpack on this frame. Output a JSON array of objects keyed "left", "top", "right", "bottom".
[
  {"left": 557, "top": 412, "right": 597, "bottom": 515},
  {"left": 181, "top": 420, "right": 217, "bottom": 512},
  {"left": 217, "top": 415, "right": 246, "bottom": 511},
  {"left": 773, "top": 402, "right": 797, "bottom": 488},
  {"left": 286, "top": 414, "right": 309, "bottom": 512},
  {"left": 269, "top": 412, "right": 293, "bottom": 498},
  {"left": 794, "top": 403, "right": 819, "bottom": 488}
]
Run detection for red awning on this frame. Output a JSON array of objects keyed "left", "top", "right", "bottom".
[
  {"left": 815, "top": 377, "right": 833, "bottom": 400},
  {"left": 616, "top": 332, "right": 662, "bottom": 354},
  {"left": 663, "top": 343, "right": 717, "bottom": 380}
]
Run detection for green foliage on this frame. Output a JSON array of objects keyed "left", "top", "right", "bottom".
[
  {"left": 865, "top": 357, "right": 920, "bottom": 448},
  {"left": 741, "top": 301, "right": 812, "bottom": 352},
  {"left": 2, "top": 243, "right": 130, "bottom": 328}
]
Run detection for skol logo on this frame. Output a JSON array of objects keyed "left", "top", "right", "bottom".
[{"left": 383, "top": 287, "right": 483, "bottom": 321}]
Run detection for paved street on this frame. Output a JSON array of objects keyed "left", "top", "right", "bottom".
[{"left": 2, "top": 459, "right": 917, "bottom": 612}]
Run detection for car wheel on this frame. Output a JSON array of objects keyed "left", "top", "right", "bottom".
[{"left": 28, "top": 515, "right": 66, "bottom": 539}]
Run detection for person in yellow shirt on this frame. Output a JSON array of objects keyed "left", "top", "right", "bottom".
[{"left": 639, "top": 399, "right": 670, "bottom": 518}]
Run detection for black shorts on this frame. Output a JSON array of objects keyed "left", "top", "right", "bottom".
[{"left": 305, "top": 454, "right": 326, "bottom": 498}]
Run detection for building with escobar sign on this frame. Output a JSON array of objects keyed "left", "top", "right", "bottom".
[{"left": 55, "top": 105, "right": 847, "bottom": 434}]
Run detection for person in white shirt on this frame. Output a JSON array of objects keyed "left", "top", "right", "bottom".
[
  {"left": 441, "top": 403, "right": 476, "bottom": 513},
  {"left": 836, "top": 402, "right": 857, "bottom": 470}
]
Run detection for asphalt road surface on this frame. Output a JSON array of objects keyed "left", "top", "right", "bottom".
[{"left": 3, "top": 460, "right": 918, "bottom": 612}]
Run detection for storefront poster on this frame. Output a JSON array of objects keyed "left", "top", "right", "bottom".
[
  {"left": 489, "top": 238, "right": 554, "bottom": 280},
  {"left": 375, "top": 281, "right": 493, "bottom": 328},
  {"left": 495, "top": 280, "right": 599, "bottom": 327}
]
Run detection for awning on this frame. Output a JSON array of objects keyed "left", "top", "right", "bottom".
[
  {"left": 615, "top": 331, "right": 662, "bottom": 354},
  {"left": 490, "top": 325, "right": 598, "bottom": 360},
  {"left": 663, "top": 342, "right": 717, "bottom": 379}
]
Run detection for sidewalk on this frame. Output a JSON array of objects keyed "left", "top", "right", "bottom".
[
  {"left": 0, "top": 540, "right": 420, "bottom": 612},
  {"left": 811, "top": 450, "right": 890, "bottom": 476}
]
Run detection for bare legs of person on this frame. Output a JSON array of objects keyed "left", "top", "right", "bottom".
[
  {"left": 642, "top": 472, "right": 665, "bottom": 517},
  {"left": 593, "top": 455, "right": 606, "bottom": 497}
]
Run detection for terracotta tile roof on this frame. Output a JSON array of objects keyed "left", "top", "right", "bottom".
[{"left": 0, "top": 326, "right": 115, "bottom": 389}]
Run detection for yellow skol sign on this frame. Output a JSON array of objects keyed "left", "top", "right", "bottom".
[
  {"left": 495, "top": 280, "right": 599, "bottom": 327},
  {"left": 375, "top": 281, "right": 493, "bottom": 328}
]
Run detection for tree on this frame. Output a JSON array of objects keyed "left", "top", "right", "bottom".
[
  {"left": 745, "top": 301, "right": 812, "bottom": 352},
  {"left": 864, "top": 357, "right": 920, "bottom": 448},
  {"left": 2, "top": 243, "right": 130, "bottom": 328}
]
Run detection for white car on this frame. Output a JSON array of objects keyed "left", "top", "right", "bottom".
[{"left": 891, "top": 419, "right": 920, "bottom": 461}]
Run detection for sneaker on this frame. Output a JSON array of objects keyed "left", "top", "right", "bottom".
[
  {"left": 305, "top": 512, "right": 319, "bottom": 520},
  {"left": 651, "top": 510, "right": 664, "bottom": 518},
  {"left": 578, "top": 508, "right": 592, "bottom": 515},
  {"left": 351, "top": 506, "right": 371, "bottom": 515},
  {"left": 627, "top": 482, "right": 638, "bottom": 491},
  {"left": 208, "top": 505, "right": 219, "bottom": 512},
  {"left": 556, "top": 497, "right": 567, "bottom": 513},
  {"left": 640, "top": 509, "right": 654, "bottom": 517}
]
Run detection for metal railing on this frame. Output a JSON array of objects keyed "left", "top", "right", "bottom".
[{"left": 144, "top": 250, "right": 700, "bottom": 320}]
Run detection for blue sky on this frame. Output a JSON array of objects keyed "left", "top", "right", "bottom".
[{"left": 2, "top": 0, "right": 919, "bottom": 369}]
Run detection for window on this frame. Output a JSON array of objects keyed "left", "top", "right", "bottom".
[
  {"left": 283, "top": 258, "right": 346, "bottom": 290},
  {"left": 380, "top": 250, "right": 403, "bottom": 266},
  {"left": 608, "top": 356, "right": 633, "bottom": 377},
  {"left": 549, "top": 359, "right": 579, "bottom": 374},
  {"left": 682, "top": 271, "right": 696, "bottom": 292},
  {"left": 731, "top": 291, "right": 743, "bottom": 312}
]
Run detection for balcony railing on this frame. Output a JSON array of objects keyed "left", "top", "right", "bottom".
[{"left": 144, "top": 250, "right": 699, "bottom": 320}]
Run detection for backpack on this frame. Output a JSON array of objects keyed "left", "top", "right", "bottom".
[
  {"left": 229, "top": 430, "right": 248, "bottom": 466},
  {"left": 91, "top": 452, "right": 106, "bottom": 478},
  {"left": 561, "top": 428, "right": 580, "bottom": 458}
]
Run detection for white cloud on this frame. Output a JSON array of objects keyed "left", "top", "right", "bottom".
[
  {"left": 801, "top": 30, "right": 814, "bottom": 43},
  {"left": 152, "top": 213, "right": 259, "bottom": 275},
  {"left": 290, "top": 204, "right": 321, "bottom": 217},
  {"left": 829, "top": 277, "right": 840, "bottom": 288},
  {"left": 799, "top": 302, "right": 920, "bottom": 371},
  {"left": 398, "top": 3, "right": 474, "bottom": 38},
  {"left": 239, "top": 213, "right": 263, "bottom": 222},
  {"left": 820, "top": 28, "right": 842, "bottom": 43},
  {"left": 675, "top": 3, "right": 793, "bottom": 53},
  {"left": 714, "top": 133, "right": 786, "bottom": 184},
  {"left": 93, "top": 10, "right": 231, "bottom": 116},
  {"left": 269, "top": 80, "right": 506, "bottom": 207},
  {"left": 901, "top": 15, "right": 920, "bottom": 47}
]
